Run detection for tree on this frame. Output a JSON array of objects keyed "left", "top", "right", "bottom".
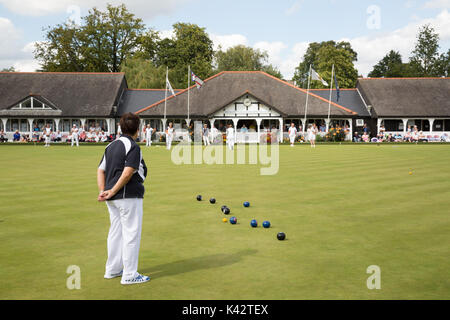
[
  {"left": 214, "top": 44, "right": 282, "bottom": 78},
  {"left": 35, "top": 24, "right": 86, "bottom": 72},
  {"left": 409, "top": 24, "right": 441, "bottom": 76},
  {"left": 135, "top": 29, "right": 160, "bottom": 61},
  {"left": 1, "top": 66, "right": 16, "bottom": 72},
  {"left": 368, "top": 50, "right": 405, "bottom": 77},
  {"left": 368, "top": 50, "right": 421, "bottom": 78},
  {"left": 155, "top": 23, "right": 214, "bottom": 88},
  {"left": 261, "top": 64, "right": 283, "bottom": 79},
  {"left": 436, "top": 49, "right": 450, "bottom": 77},
  {"left": 120, "top": 58, "right": 166, "bottom": 89},
  {"left": 293, "top": 41, "right": 358, "bottom": 88},
  {"left": 35, "top": 4, "right": 145, "bottom": 72}
]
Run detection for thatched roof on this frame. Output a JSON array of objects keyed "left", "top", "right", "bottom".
[
  {"left": 0, "top": 72, "right": 126, "bottom": 117},
  {"left": 357, "top": 77, "right": 450, "bottom": 117},
  {"left": 136, "top": 71, "right": 357, "bottom": 118}
]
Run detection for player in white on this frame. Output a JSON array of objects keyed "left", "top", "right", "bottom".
[
  {"left": 116, "top": 125, "right": 122, "bottom": 140},
  {"left": 71, "top": 124, "right": 79, "bottom": 147},
  {"left": 226, "top": 124, "right": 235, "bottom": 150},
  {"left": 210, "top": 125, "right": 218, "bottom": 144},
  {"left": 202, "top": 124, "right": 210, "bottom": 146},
  {"left": 308, "top": 123, "right": 318, "bottom": 148},
  {"left": 144, "top": 124, "right": 155, "bottom": 147},
  {"left": 43, "top": 124, "right": 52, "bottom": 147},
  {"left": 288, "top": 123, "right": 297, "bottom": 147},
  {"left": 165, "top": 122, "right": 174, "bottom": 150}
]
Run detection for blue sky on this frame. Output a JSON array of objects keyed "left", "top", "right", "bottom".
[{"left": 0, "top": 0, "right": 449, "bottom": 78}]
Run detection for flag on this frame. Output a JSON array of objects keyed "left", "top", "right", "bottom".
[
  {"left": 311, "top": 68, "right": 328, "bottom": 86},
  {"left": 334, "top": 73, "right": 340, "bottom": 102},
  {"left": 166, "top": 73, "right": 176, "bottom": 97},
  {"left": 191, "top": 71, "right": 204, "bottom": 89}
]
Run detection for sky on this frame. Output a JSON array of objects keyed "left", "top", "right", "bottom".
[{"left": 0, "top": 0, "right": 449, "bottom": 79}]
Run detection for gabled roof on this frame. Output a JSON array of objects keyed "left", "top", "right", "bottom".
[
  {"left": 136, "top": 71, "right": 357, "bottom": 117},
  {"left": 0, "top": 72, "right": 126, "bottom": 117},
  {"left": 118, "top": 89, "right": 182, "bottom": 116},
  {"left": 208, "top": 90, "right": 287, "bottom": 117},
  {"left": 357, "top": 77, "right": 450, "bottom": 117}
]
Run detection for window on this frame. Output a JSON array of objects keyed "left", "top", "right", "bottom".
[
  {"left": 433, "top": 120, "right": 444, "bottom": 132},
  {"left": 6, "top": 119, "right": 29, "bottom": 132},
  {"left": 0, "top": 120, "right": 3, "bottom": 131},
  {"left": 444, "top": 120, "right": 450, "bottom": 131},
  {"left": 87, "top": 119, "right": 107, "bottom": 132},
  {"left": 22, "top": 99, "right": 32, "bottom": 108},
  {"left": 11, "top": 97, "right": 53, "bottom": 110},
  {"left": 384, "top": 120, "right": 402, "bottom": 131},
  {"left": 33, "top": 119, "right": 55, "bottom": 131},
  {"left": 144, "top": 119, "right": 162, "bottom": 132},
  {"left": 63, "top": 119, "right": 71, "bottom": 132}
]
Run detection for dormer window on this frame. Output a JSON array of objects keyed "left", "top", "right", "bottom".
[{"left": 11, "top": 97, "right": 53, "bottom": 110}]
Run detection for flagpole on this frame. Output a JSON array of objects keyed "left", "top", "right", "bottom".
[
  {"left": 327, "top": 64, "right": 334, "bottom": 123},
  {"left": 164, "top": 67, "right": 168, "bottom": 123},
  {"left": 187, "top": 65, "right": 190, "bottom": 124},
  {"left": 303, "top": 64, "right": 312, "bottom": 133}
]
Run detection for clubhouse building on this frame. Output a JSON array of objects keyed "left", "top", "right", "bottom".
[{"left": 0, "top": 71, "right": 449, "bottom": 142}]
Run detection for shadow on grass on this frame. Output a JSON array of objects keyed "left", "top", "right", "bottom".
[{"left": 142, "top": 249, "right": 257, "bottom": 280}]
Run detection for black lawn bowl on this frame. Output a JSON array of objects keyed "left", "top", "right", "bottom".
[
  {"left": 221, "top": 205, "right": 227, "bottom": 212},
  {"left": 197, "top": 195, "right": 202, "bottom": 201},
  {"left": 277, "top": 232, "right": 286, "bottom": 241},
  {"left": 210, "top": 198, "right": 216, "bottom": 204},
  {"left": 222, "top": 207, "right": 231, "bottom": 215}
]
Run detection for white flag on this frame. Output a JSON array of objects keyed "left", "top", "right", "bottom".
[
  {"left": 311, "top": 68, "right": 328, "bottom": 86},
  {"left": 166, "top": 74, "right": 176, "bottom": 97}
]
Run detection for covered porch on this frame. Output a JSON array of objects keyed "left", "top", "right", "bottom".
[{"left": 377, "top": 118, "right": 450, "bottom": 141}]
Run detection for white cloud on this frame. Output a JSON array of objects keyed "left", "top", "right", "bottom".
[
  {"left": 210, "top": 33, "right": 248, "bottom": 51},
  {"left": 0, "top": 0, "right": 189, "bottom": 18},
  {"left": 285, "top": 0, "right": 303, "bottom": 16},
  {"left": 423, "top": 0, "right": 450, "bottom": 9},
  {"left": 0, "top": 19, "right": 40, "bottom": 71},
  {"left": 0, "top": 17, "right": 22, "bottom": 60},
  {"left": 12, "top": 59, "right": 41, "bottom": 72},
  {"left": 343, "top": 9, "right": 450, "bottom": 76}
]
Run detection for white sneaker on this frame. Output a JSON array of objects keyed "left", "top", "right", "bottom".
[
  {"left": 104, "top": 271, "right": 123, "bottom": 279},
  {"left": 120, "top": 273, "right": 151, "bottom": 285}
]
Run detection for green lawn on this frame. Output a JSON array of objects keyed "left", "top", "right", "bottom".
[{"left": 0, "top": 143, "right": 449, "bottom": 300}]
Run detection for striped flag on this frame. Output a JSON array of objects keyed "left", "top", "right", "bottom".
[
  {"left": 191, "top": 71, "right": 204, "bottom": 89},
  {"left": 311, "top": 68, "right": 328, "bottom": 86}
]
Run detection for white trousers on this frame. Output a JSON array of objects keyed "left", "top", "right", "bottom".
[
  {"left": 289, "top": 135, "right": 296, "bottom": 144},
  {"left": 45, "top": 135, "right": 51, "bottom": 145},
  {"left": 203, "top": 136, "right": 210, "bottom": 146},
  {"left": 146, "top": 136, "right": 152, "bottom": 147},
  {"left": 105, "top": 198, "right": 143, "bottom": 280},
  {"left": 166, "top": 135, "right": 173, "bottom": 150},
  {"left": 227, "top": 138, "right": 234, "bottom": 150},
  {"left": 71, "top": 135, "right": 79, "bottom": 147}
]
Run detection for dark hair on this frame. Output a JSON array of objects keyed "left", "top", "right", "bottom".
[{"left": 120, "top": 113, "right": 140, "bottom": 136}]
